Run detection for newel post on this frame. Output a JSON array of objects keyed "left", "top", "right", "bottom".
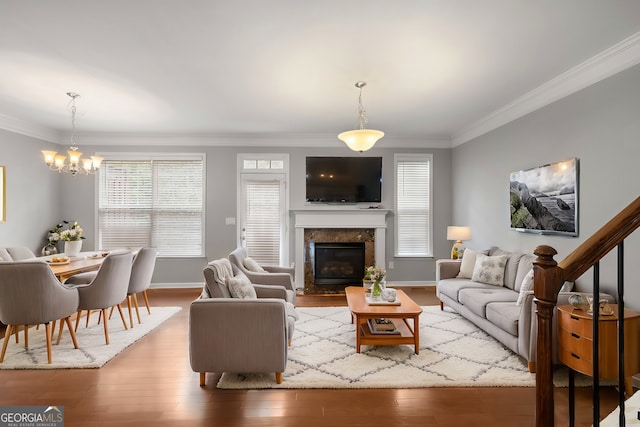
[{"left": 533, "top": 245, "right": 565, "bottom": 427}]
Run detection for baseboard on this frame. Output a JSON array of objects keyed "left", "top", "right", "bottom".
[
  {"left": 385, "top": 281, "right": 436, "bottom": 288},
  {"left": 150, "top": 282, "right": 203, "bottom": 289}
]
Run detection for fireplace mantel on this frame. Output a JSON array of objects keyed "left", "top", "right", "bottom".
[{"left": 292, "top": 209, "right": 390, "bottom": 290}]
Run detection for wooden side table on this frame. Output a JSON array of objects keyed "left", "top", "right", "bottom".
[{"left": 558, "top": 304, "right": 640, "bottom": 395}]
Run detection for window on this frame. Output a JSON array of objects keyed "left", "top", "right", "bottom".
[
  {"left": 238, "top": 154, "right": 289, "bottom": 266},
  {"left": 394, "top": 153, "right": 432, "bottom": 257},
  {"left": 98, "top": 154, "right": 205, "bottom": 257}
]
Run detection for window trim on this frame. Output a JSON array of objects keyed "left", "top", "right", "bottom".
[
  {"left": 394, "top": 153, "right": 433, "bottom": 258},
  {"left": 96, "top": 152, "right": 206, "bottom": 258}
]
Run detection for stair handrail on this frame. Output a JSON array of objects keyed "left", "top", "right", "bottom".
[{"left": 534, "top": 196, "right": 640, "bottom": 427}]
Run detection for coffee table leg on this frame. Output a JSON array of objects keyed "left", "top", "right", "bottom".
[
  {"left": 413, "top": 315, "right": 419, "bottom": 354},
  {"left": 355, "top": 316, "right": 361, "bottom": 353}
]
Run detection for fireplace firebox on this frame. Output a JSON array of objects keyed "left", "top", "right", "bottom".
[{"left": 312, "top": 242, "right": 365, "bottom": 285}]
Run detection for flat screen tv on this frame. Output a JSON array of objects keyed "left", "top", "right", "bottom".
[
  {"left": 306, "top": 157, "right": 382, "bottom": 204},
  {"left": 509, "top": 157, "right": 578, "bottom": 236}
]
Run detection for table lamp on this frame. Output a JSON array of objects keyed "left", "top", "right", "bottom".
[{"left": 447, "top": 226, "right": 471, "bottom": 260}]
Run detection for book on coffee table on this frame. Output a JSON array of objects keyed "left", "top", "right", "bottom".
[{"left": 367, "top": 318, "right": 400, "bottom": 334}]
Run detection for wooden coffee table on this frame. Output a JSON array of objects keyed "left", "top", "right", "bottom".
[{"left": 345, "top": 286, "right": 423, "bottom": 354}]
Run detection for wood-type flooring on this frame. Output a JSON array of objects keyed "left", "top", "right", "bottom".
[{"left": 0, "top": 287, "right": 622, "bottom": 426}]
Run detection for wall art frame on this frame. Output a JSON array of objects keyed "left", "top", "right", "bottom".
[{"left": 509, "top": 157, "right": 578, "bottom": 236}]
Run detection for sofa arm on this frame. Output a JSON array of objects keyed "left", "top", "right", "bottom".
[
  {"left": 254, "top": 284, "right": 288, "bottom": 300},
  {"left": 436, "top": 259, "right": 462, "bottom": 281},
  {"left": 189, "top": 298, "right": 288, "bottom": 374},
  {"left": 263, "top": 265, "right": 295, "bottom": 280},
  {"left": 243, "top": 271, "right": 295, "bottom": 292}
]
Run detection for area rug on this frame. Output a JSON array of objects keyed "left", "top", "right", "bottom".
[
  {"left": 218, "top": 305, "right": 539, "bottom": 389},
  {"left": 0, "top": 306, "right": 181, "bottom": 369}
]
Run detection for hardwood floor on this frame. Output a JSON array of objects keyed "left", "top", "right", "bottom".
[{"left": 0, "top": 287, "right": 621, "bottom": 426}]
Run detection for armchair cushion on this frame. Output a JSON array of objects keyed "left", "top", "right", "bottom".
[
  {"left": 227, "top": 274, "right": 257, "bottom": 299},
  {"left": 243, "top": 257, "right": 266, "bottom": 273}
]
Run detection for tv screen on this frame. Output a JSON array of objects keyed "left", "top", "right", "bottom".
[
  {"left": 509, "top": 157, "right": 578, "bottom": 236},
  {"left": 306, "top": 157, "right": 382, "bottom": 203}
]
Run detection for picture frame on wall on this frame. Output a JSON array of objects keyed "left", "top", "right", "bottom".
[
  {"left": 0, "top": 165, "right": 5, "bottom": 222},
  {"left": 509, "top": 158, "right": 578, "bottom": 236}
]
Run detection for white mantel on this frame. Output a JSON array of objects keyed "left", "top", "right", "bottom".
[{"left": 292, "top": 209, "right": 390, "bottom": 290}]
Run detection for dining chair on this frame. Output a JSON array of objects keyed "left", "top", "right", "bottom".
[
  {"left": 125, "top": 247, "right": 158, "bottom": 327},
  {"left": 0, "top": 261, "right": 79, "bottom": 364},
  {"left": 66, "top": 251, "right": 134, "bottom": 345}
]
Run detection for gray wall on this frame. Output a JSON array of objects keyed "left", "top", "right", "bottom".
[
  {"left": 1, "top": 137, "right": 452, "bottom": 285},
  {"left": 453, "top": 64, "right": 640, "bottom": 309}
]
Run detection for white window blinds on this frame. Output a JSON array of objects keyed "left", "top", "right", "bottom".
[
  {"left": 98, "top": 156, "right": 205, "bottom": 257},
  {"left": 242, "top": 179, "right": 282, "bottom": 265},
  {"left": 395, "top": 154, "right": 432, "bottom": 257}
]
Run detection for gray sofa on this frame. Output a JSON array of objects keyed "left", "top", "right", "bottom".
[{"left": 436, "top": 246, "right": 614, "bottom": 372}]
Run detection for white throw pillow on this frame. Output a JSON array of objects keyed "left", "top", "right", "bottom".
[
  {"left": 471, "top": 254, "right": 508, "bottom": 286},
  {"left": 243, "top": 257, "right": 266, "bottom": 273},
  {"left": 516, "top": 269, "right": 534, "bottom": 306},
  {"left": 560, "top": 281, "right": 574, "bottom": 293},
  {"left": 226, "top": 274, "right": 257, "bottom": 299},
  {"left": 458, "top": 249, "right": 485, "bottom": 279}
]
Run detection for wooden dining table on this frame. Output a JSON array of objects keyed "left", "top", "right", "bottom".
[{"left": 46, "top": 253, "right": 106, "bottom": 281}]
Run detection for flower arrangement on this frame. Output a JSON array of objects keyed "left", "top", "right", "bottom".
[
  {"left": 364, "top": 266, "right": 386, "bottom": 282},
  {"left": 48, "top": 220, "right": 85, "bottom": 243}
]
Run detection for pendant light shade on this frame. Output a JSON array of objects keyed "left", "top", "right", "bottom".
[{"left": 338, "top": 81, "right": 384, "bottom": 152}]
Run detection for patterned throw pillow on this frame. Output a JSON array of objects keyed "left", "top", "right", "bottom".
[
  {"left": 471, "top": 254, "right": 508, "bottom": 286},
  {"left": 243, "top": 257, "right": 266, "bottom": 273},
  {"left": 457, "top": 249, "right": 487, "bottom": 279},
  {"left": 516, "top": 269, "right": 534, "bottom": 305},
  {"left": 226, "top": 274, "right": 257, "bottom": 299}
]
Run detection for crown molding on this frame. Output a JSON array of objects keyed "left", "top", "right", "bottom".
[
  {"left": 0, "top": 113, "right": 60, "bottom": 142},
  {"left": 452, "top": 31, "right": 640, "bottom": 147}
]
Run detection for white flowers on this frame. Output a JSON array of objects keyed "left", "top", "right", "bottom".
[{"left": 49, "top": 220, "right": 84, "bottom": 242}]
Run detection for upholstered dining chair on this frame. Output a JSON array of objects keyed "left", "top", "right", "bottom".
[
  {"left": 65, "top": 251, "right": 134, "bottom": 345},
  {"left": 0, "top": 261, "right": 80, "bottom": 364},
  {"left": 124, "top": 247, "right": 158, "bottom": 327}
]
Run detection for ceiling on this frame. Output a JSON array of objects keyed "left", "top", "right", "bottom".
[{"left": 1, "top": 1, "right": 640, "bottom": 148}]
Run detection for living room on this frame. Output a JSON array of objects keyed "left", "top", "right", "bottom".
[{"left": 1, "top": 2, "right": 640, "bottom": 426}]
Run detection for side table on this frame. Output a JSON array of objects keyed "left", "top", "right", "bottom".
[{"left": 558, "top": 304, "right": 640, "bottom": 425}]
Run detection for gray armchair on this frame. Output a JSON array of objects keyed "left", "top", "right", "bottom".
[
  {"left": 66, "top": 251, "right": 134, "bottom": 344},
  {"left": 189, "top": 258, "right": 296, "bottom": 386},
  {"left": 0, "top": 261, "right": 79, "bottom": 364},
  {"left": 229, "top": 247, "right": 296, "bottom": 304}
]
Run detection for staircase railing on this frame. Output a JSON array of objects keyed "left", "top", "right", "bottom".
[{"left": 534, "top": 196, "right": 640, "bottom": 427}]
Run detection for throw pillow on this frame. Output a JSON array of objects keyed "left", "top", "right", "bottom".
[
  {"left": 457, "top": 249, "right": 487, "bottom": 279},
  {"left": 516, "top": 269, "right": 534, "bottom": 306},
  {"left": 560, "top": 281, "right": 574, "bottom": 292},
  {"left": 226, "top": 274, "right": 257, "bottom": 299},
  {"left": 243, "top": 257, "right": 266, "bottom": 273},
  {"left": 471, "top": 254, "right": 508, "bottom": 286}
]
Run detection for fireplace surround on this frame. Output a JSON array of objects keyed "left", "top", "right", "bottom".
[{"left": 293, "top": 209, "right": 389, "bottom": 293}]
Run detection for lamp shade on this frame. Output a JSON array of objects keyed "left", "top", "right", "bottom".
[
  {"left": 447, "top": 226, "right": 471, "bottom": 241},
  {"left": 338, "top": 129, "right": 384, "bottom": 152}
]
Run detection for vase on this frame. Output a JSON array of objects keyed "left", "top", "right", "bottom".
[
  {"left": 363, "top": 279, "right": 373, "bottom": 290},
  {"left": 371, "top": 280, "right": 383, "bottom": 300},
  {"left": 64, "top": 240, "right": 83, "bottom": 257},
  {"left": 41, "top": 245, "right": 58, "bottom": 256}
]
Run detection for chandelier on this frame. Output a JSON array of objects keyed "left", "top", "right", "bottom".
[
  {"left": 41, "top": 92, "right": 103, "bottom": 175},
  {"left": 338, "top": 81, "right": 384, "bottom": 152}
]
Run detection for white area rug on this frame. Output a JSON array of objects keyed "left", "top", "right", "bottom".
[
  {"left": 217, "top": 305, "right": 538, "bottom": 389},
  {"left": 0, "top": 306, "right": 181, "bottom": 369}
]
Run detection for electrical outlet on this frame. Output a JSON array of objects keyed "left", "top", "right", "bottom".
[{"left": 388, "top": 261, "right": 394, "bottom": 269}]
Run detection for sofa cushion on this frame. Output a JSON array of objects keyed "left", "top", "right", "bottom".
[
  {"left": 457, "top": 248, "right": 488, "bottom": 279},
  {"left": 471, "top": 254, "right": 508, "bottom": 286},
  {"left": 0, "top": 248, "right": 11, "bottom": 261},
  {"left": 243, "top": 257, "right": 266, "bottom": 273},
  {"left": 486, "top": 302, "right": 520, "bottom": 336},
  {"left": 437, "top": 278, "right": 497, "bottom": 302},
  {"left": 516, "top": 269, "right": 534, "bottom": 305},
  {"left": 514, "top": 254, "right": 535, "bottom": 291},
  {"left": 227, "top": 274, "right": 257, "bottom": 299},
  {"left": 458, "top": 287, "right": 518, "bottom": 318},
  {"left": 489, "top": 247, "right": 525, "bottom": 289}
]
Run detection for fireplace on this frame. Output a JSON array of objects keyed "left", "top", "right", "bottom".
[{"left": 312, "top": 242, "right": 365, "bottom": 285}]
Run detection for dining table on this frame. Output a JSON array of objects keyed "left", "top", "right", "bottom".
[{"left": 44, "top": 252, "right": 107, "bottom": 282}]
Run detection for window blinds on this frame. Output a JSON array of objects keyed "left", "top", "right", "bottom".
[
  {"left": 99, "top": 158, "right": 204, "bottom": 257},
  {"left": 242, "top": 180, "right": 281, "bottom": 265},
  {"left": 395, "top": 155, "right": 432, "bottom": 257}
]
